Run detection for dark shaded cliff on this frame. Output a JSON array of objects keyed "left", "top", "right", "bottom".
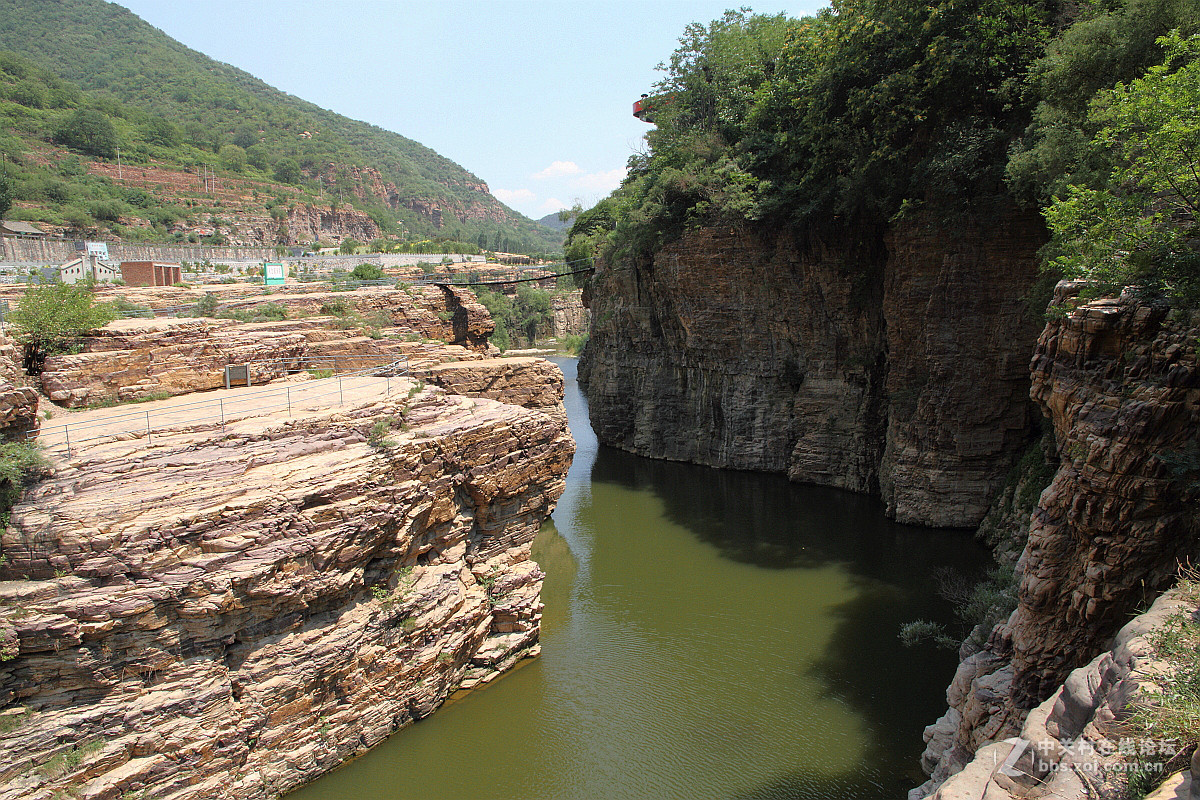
[{"left": 580, "top": 204, "right": 1045, "bottom": 527}]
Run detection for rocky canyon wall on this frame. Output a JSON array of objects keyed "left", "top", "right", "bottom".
[
  {"left": 915, "top": 285, "right": 1200, "bottom": 795},
  {"left": 0, "top": 368, "right": 573, "bottom": 799},
  {"left": 580, "top": 205, "right": 1045, "bottom": 527}
]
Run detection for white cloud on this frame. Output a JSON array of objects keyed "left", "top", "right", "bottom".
[
  {"left": 572, "top": 167, "right": 627, "bottom": 194},
  {"left": 533, "top": 160, "right": 582, "bottom": 180},
  {"left": 539, "top": 197, "right": 567, "bottom": 214},
  {"left": 493, "top": 187, "right": 536, "bottom": 205}
]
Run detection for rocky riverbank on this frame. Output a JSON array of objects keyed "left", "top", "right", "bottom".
[
  {"left": 0, "top": 368, "right": 573, "bottom": 800},
  {"left": 0, "top": 277, "right": 576, "bottom": 799}
]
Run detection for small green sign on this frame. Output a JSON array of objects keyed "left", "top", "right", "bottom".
[{"left": 263, "top": 262, "right": 286, "bottom": 285}]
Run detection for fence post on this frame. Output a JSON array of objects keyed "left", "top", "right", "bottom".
[
  {"left": 64, "top": 425, "right": 71, "bottom": 459},
  {"left": 339, "top": 376, "right": 344, "bottom": 406},
  {"left": 287, "top": 386, "right": 292, "bottom": 416},
  {"left": 145, "top": 409, "right": 151, "bottom": 443},
  {"left": 220, "top": 399, "right": 225, "bottom": 434}
]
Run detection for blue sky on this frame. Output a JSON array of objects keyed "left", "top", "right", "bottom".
[{"left": 118, "top": 1, "right": 829, "bottom": 221}]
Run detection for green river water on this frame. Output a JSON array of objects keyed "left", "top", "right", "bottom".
[{"left": 289, "top": 356, "right": 988, "bottom": 800}]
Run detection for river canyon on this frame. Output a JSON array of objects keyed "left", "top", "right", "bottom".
[{"left": 288, "top": 357, "right": 991, "bottom": 800}]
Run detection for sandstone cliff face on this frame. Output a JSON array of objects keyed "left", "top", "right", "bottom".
[
  {"left": 916, "top": 286, "right": 1200, "bottom": 793},
  {"left": 0, "top": 372, "right": 573, "bottom": 800},
  {"left": 880, "top": 211, "right": 1044, "bottom": 525},
  {"left": 583, "top": 226, "right": 886, "bottom": 491},
  {"left": 551, "top": 291, "right": 588, "bottom": 338},
  {"left": 581, "top": 206, "right": 1044, "bottom": 526},
  {"left": 0, "top": 336, "right": 37, "bottom": 440},
  {"left": 0, "top": 382, "right": 39, "bottom": 441},
  {"left": 1014, "top": 285, "right": 1200, "bottom": 705}
]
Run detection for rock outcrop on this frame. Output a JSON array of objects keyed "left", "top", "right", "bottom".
[
  {"left": 0, "top": 369, "right": 573, "bottom": 799},
  {"left": 0, "top": 381, "right": 38, "bottom": 441},
  {"left": 427, "top": 357, "right": 567, "bottom": 427},
  {"left": 916, "top": 285, "right": 1200, "bottom": 793},
  {"left": 552, "top": 291, "right": 588, "bottom": 338},
  {"left": 581, "top": 205, "right": 1044, "bottom": 526},
  {"left": 918, "top": 588, "right": 1198, "bottom": 800},
  {"left": 283, "top": 204, "right": 380, "bottom": 246}
]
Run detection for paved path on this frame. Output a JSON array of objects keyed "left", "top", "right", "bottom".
[{"left": 37, "top": 374, "right": 411, "bottom": 458}]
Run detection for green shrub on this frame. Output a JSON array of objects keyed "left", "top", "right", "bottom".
[
  {"left": 367, "top": 417, "right": 396, "bottom": 449},
  {"left": 0, "top": 441, "right": 50, "bottom": 525},
  {"left": 350, "top": 262, "right": 383, "bottom": 281},
  {"left": 9, "top": 283, "right": 118, "bottom": 373},
  {"left": 192, "top": 292, "right": 219, "bottom": 317},
  {"left": 560, "top": 333, "right": 588, "bottom": 355}
]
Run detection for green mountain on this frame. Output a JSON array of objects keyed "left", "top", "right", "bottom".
[
  {"left": 536, "top": 212, "right": 571, "bottom": 233},
  {"left": 0, "top": 0, "right": 560, "bottom": 255}
]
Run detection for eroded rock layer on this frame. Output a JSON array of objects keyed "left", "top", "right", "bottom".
[
  {"left": 40, "top": 287, "right": 494, "bottom": 408},
  {"left": 0, "top": 376, "right": 573, "bottom": 800},
  {"left": 581, "top": 206, "right": 1043, "bottom": 526}
]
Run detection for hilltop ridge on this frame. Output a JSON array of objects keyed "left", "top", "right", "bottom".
[{"left": 0, "top": 0, "right": 561, "bottom": 254}]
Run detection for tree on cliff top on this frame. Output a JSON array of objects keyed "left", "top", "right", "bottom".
[
  {"left": 1045, "top": 31, "right": 1200, "bottom": 308},
  {"left": 350, "top": 262, "right": 383, "bottom": 281},
  {"left": 583, "top": 2, "right": 1058, "bottom": 264},
  {"left": 10, "top": 283, "right": 117, "bottom": 374}
]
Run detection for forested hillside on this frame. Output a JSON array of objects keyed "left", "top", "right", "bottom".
[
  {"left": 0, "top": 0, "right": 561, "bottom": 254},
  {"left": 568, "top": 0, "right": 1199, "bottom": 305}
]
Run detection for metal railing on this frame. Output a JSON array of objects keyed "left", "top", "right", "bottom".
[{"left": 35, "top": 358, "right": 411, "bottom": 459}]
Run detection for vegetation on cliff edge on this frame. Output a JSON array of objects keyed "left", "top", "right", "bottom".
[{"left": 567, "top": 0, "right": 1200, "bottom": 308}]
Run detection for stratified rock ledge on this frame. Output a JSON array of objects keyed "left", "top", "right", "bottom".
[{"left": 0, "top": 374, "right": 573, "bottom": 800}]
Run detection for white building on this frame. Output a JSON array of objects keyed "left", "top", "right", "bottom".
[{"left": 58, "top": 256, "right": 121, "bottom": 284}]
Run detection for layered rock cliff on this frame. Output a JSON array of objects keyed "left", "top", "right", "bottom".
[
  {"left": 0, "top": 367, "right": 573, "bottom": 799},
  {"left": 40, "top": 286, "right": 494, "bottom": 408},
  {"left": 916, "top": 285, "right": 1200, "bottom": 794},
  {"left": 581, "top": 205, "right": 1044, "bottom": 527}
]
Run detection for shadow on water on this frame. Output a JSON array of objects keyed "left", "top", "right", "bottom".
[{"left": 588, "top": 445, "right": 988, "bottom": 793}]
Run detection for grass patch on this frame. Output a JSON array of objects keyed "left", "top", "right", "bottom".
[
  {"left": 0, "top": 708, "right": 31, "bottom": 733},
  {"left": 1125, "top": 573, "right": 1200, "bottom": 769},
  {"left": 83, "top": 390, "right": 171, "bottom": 410},
  {"left": 111, "top": 296, "right": 154, "bottom": 319},
  {"left": 37, "top": 740, "right": 102, "bottom": 779}
]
